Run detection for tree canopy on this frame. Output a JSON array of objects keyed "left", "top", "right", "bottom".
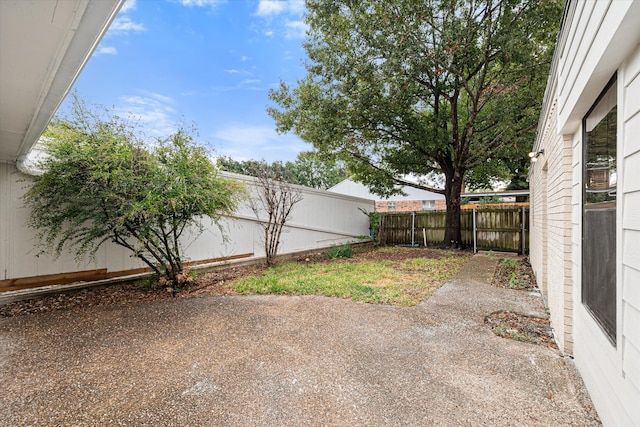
[
  {"left": 217, "top": 150, "right": 347, "bottom": 190},
  {"left": 268, "top": 0, "right": 562, "bottom": 246},
  {"left": 24, "top": 97, "right": 242, "bottom": 288}
]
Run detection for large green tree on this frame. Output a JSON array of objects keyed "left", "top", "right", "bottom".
[
  {"left": 217, "top": 150, "right": 347, "bottom": 190},
  {"left": 24, "top": 97, "right": 242, "bottom": 288},
  {"left": 287, "top": 151, "right": 347, "bottom": 190},
  {"left": 268, "top": 0, "right": 561, "bottom": 247}
]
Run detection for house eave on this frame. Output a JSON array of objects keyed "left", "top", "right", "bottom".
[{"left": 0, "top": 0, "right": 124, "bottom": 164}]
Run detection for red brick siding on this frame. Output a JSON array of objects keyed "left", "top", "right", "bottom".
[
  {"left": 374, "top": 199, "right": 527, "bottom": 212},
  {"left": 376, "top": 200, "right": 435, "bottom": 213}
]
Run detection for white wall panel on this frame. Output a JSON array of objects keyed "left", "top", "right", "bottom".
[
  {"left": 0, "top": 164, "right": 373, "bottom": 285},
  {"left": 624, "top": 71, "right": 640, "bottom": 120},
  {"left": 623, "top": 191, "right": 640, "bottom": 231},
  {"left": 623, "top": 230, "right": 640, "bottom": 273},
  {"left": 574, "top": 304, "right": 638, "bottom": 426},
  {"left": 558, "top": 1, "right": 640, "bottom": 134},
  {"left": 624, "top": 43, "right": 640, "bottom": 86},
  {"left": 531, "top": 2, "right": 640, "bottom": 423},
  {"left": 622, "top": 339, "right": 640, "bottom": 402},
  {"left": 623, "top": 303, "right": 640, "bottom": 358},
  {"left": 623, "top": 111, "right": 640, "bottom": 157},
  {"left": 623, "top": 151, "right": 640, "bottom": 193},
  {"left": 624, "top": 266, "right": 640, "bottom": 309}
]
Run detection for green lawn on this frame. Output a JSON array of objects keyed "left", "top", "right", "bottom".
[{"left": 230, "top": 248, "right": 471, "bottom": 306}]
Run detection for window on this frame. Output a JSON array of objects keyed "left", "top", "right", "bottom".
[
  {"left": 582, "top": 76, "right": 617, "bottom": 345},
  {"left": 387, "top": 201, "right": 396, "bottom": 211},
  {"left": 422, "top": 200, "right": 435, "bottom": 211}
]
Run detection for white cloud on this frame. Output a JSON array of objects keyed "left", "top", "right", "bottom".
[
  {"left": 119, "top": 0, "right": 137, "bottom": 13},
  {"left": 225, "top": 69, "right": 240, "bottom": 74},
  {"left": 256, "top": 0, "right": 285, "bottom": 16},
  {"left": 211, "top": 124, "right": 309, "bottom": 162},
  {"left": 146, "top": 92, "right": 174, "bottom": 104},
  {"left": 241, "top": 55, "right": 250, "bottom": 62},
  {"left": 254, "top": 1, "right": 306, "bottom": 39},
  {"left": 116, "top": 93, "right": 178, "bottom": 139},
  {"left": 110, "top": 16, "right": 146, "bottom": 33},
  {"left": 287, "top": 0, "right": 305, "bottom": 14},
  {"left": 178, "top": 0, "right": 225, "bottom": 8},
  {"left": 284, "top": 20, "right": 308, "bottom": 39},
  {"left": 241, "top": 79, "right": 261, "bottom": 85},
  {"left": 255, "top": 0, "right": 304, "bottom": 17},
  {"left": 95, "top": 46, "right": 118, "bottom": 55}
]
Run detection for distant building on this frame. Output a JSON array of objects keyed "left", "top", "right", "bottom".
[
  {"left": 327, "top": 179, "right": 445, "bottom": 212},
  {"left": 328, "top": 179, "right": 529, "bottom": 212},
  {"left": 460, "top": 189, "right": 530, "bottom": 209}
]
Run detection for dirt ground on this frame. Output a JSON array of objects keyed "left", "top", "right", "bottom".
[
  {"left": 0, "top": 248, "right": 555, "bottom": 353},
  {"left": 491, "top": 257, "right": 536, "bottom": 289},
  {"left": 0, "top": 246, "right": 453, "bottom": 318},
  {"left": 484, "top": 256, "right": 556, "bottom": 348}
]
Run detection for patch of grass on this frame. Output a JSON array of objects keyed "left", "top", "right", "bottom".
[
  {"left": 493, "top": 324, "right": 538, "bottom": 344},
  {"left": 398, "top": 256, "right": 471, "bottom": 284},
  {"left": 135, "top": 274, "right": 160, "bottom": 290},
  {"left": 230, "top": 250, "right": 470, "bottom": 306},
  {"left": 327, "top": 243, "right": 354, "bottom": 259}
]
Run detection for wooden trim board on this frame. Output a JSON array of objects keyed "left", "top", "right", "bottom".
[{"left": 0, "top": 253, "right": 253, "bottom": 293}]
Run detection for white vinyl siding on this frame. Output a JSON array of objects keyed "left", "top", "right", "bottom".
[
  {"left": 620, "top": 43, "right": 640, "bottom": 400},
  {"left": 530, "top": 1, "right": 640, "bottom": 424},
  {"left": 569, "top": 15, "right": 640, "bottom": 427}
]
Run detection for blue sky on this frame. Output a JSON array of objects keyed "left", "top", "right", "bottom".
[{"left": 61, "top": 0, "right": 311, "bottom": 162}]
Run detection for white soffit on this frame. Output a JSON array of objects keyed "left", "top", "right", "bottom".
[{"left": 0, "top": 0, "right": 123, "bottom": 163}]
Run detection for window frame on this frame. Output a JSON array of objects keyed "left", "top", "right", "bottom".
[
  {"left": 581, "top": 74, "right": 617, "bottom": 346},
  {"left": 422, "top": 200, "right": 435, "bottom": 211}
]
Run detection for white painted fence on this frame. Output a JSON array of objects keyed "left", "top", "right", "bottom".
[{"left": 0, "top": 164, "right": 373, "bottom": 291}]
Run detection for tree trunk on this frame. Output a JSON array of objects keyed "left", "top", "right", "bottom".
[{"left": 442, "top": 170, "right": 464, "bottom": 249}]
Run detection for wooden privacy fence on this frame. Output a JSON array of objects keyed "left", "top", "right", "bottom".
[{"left": 379, "top": 206, "right": 530, "bottom": 254}]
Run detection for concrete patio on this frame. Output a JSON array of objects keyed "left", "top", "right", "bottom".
[{"left": 0, "top": 255, "right": 600, "bottom": 426}]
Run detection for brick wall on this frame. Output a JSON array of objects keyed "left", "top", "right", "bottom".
[
  {"left": 529, "top": 94, "right": 574, "bottom": 355},
  {"left": 375, "top": 199, "right": 523, "bottom": 213},
  {"left": 375, "top": 200, "right": 425, "bottom": 212}
]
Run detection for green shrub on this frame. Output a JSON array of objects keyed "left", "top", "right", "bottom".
[
  {"left": 136, "top": 274, "right": 160, "bottom": 290},
  {"left": 327, "top": 243, "right": 354, "bottom": 259},
  {"left": 478, "top": 195, "right": 504, "bottom": 204},
  {"left": 358, "top": 208, "right": 381, "bottom": 241},
  {"left": 498, "top": 258, "right": 528, "bottom": 289}
]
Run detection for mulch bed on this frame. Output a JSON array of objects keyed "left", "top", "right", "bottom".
[
  {"left": 486, "top": 256, "right": 557, "bottom": 348},
  {"left": 485, "top": 310, "right": 557, "bottom": 349},
  {"left": 0, "top": 246, "right": 455, "bottom": 318},
  {"left": 491, "top": 257, "right": 536, "bottom": 289},
  {"left": 0, "top": 263, "right": 265, "bottom": 318}
]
